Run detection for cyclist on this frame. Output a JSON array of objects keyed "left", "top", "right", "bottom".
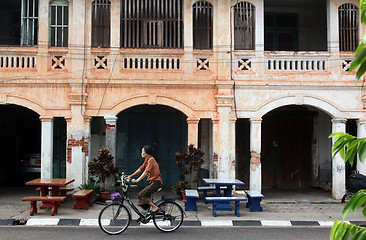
[{"left": 128, "top": 145, "right": 163, "bottom": 217}]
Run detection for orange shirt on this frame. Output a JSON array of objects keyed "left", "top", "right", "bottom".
[{"left": 139, "top": 156, "right": 163, "bottom": 184}]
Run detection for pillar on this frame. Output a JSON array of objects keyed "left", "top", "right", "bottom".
[
  {"left": 331, "top": 118, "right": 346, "bottom": 199},
  {"left": 357, "top": 119, "right": 366, "bottom": 175},
  {"left": 104, "top": 115, "right": 118, "bottom": 161},
  {"left": 327, "top": 0, "right": 341, "bottom": 79},
  {"left": 41, "top": 117, "right": 54, "bottom": 178},
  {"left": 212, "top": 117, "right": 220, "bottom": 178},
  {"left": 217, "top": 107, "right": 233, "bottom": 180},
  {"left": 187, "top": 118, "right": 199, "bottom": 147},
  {"left": 37, "top": 0, "right": 48, "bottom": 73},
  {"left": 250, "top": 117, "right": 262, "bottom": 193},
  {"left": 254, "top": 0, "right": 265, "bottom": 75}
]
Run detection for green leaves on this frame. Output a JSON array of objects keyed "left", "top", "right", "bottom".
[
  {"left": 342, "top": 190, "right": 366, "bottom": 219},
  {"left": 329, "top": 132, "right": 366, "bottom": 166},
  {"left": 330, "top": 219, "right": 366, "bottom": 240}
]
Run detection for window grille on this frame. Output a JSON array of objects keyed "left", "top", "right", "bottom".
[
  {"left": 234, "top": 1, "right": 255, "bottom": 50},
  {"left": 92, "top": 0, "right": 111, "bottom": 48},
  {"left": 338, "top": 4, "right": 359, "bottom": 51},
  {"left": 50, "top": 0, "right": 69, "bottom": 47},
  {"left": 120, "top": 0, "right": 183, "bottom": 49},
  {"left": 21, "top": 0, "right": 38, "bottom": 46},
  {"left": 193, "top": 1, "right": 213, "bottom": 50}
]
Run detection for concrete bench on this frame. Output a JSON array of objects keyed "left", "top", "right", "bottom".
[
  {"left": 197, "top": 186, "right": 228, "bottom": 203},
  {"left": 245, "top": 190, "right": 264, "bottom": 212},
  {"left": 185, "top": 189, "right": 199, "bottom": 211},
  {"left": 205, "top": 196, "right": 247, "bottom": 217},
  {"left": 72, "top": 190, "right": 94, "bottom": 210},
  {"left": 22, "top": 196, "right": 66, "bottom": 216},
  {"left": 36, "top": 187, "right": 74, "bottom": 196}
]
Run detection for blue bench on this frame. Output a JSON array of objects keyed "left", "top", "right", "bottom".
[
  {"left": 185, "top": 189, "right": 199, "bottom": 211},
  {"left": 245, "top": 190, "right": 264, "bottom": 212},
  {"left": 205, "top": 196, "right": 247, "bottom": 217},
  {"left": 198, "top": 186, "right": 228, "bottom": 203}
]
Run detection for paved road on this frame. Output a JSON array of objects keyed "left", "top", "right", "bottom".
[{"left": 1, "top": 226, "right": 331, "bottom": 240}]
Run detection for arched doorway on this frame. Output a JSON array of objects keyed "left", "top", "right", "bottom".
[
  {"left": 0, "top": 104, "right": 41, "bottom": 185},
  {"left": 116, "top": 105, "right": 187, "bottom": 186},
  {"left": 261, "top": 105, "right": 332, "bottom": 190}
]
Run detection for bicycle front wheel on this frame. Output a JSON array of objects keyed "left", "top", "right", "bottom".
[
  {"left": 153, "top": 201, "right": 184, "bottom": 232},
  {"left": 98, "top": 203, "right": 131, "bottom": 235}
]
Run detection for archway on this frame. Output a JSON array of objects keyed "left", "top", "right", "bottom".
[
  {"left": 261, "top": 105, "right": 332, "bottom": 190},
  {"left": 0, "top": 104, "right": 41, "bottom": 185},
  {"left": 116, "top": 105, "right": 188, "bottom": 186}
]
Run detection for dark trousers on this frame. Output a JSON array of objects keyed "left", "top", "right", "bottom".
[{"left": 137, "top": 180, "right": 162, "bottom": 207}]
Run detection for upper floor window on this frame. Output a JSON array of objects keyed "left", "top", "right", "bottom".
[
  {"left": 21, "top": 0, "right": 38, "bottom": 46},
  {"left": 234, "top": 1, "right": 255, "bottom": 50},
  {"left": 338, "top": 3, "right": 359, "bottom": 51},
  {"left": 193, "top": 1, "right": 213, "bottom": 50},
  {"left": 120, "top": 0, "right": 183, "bottom": 49},
  {"left": 92, "top": 0, "right": 110, "bottom": 48},
  {"left": 50, "top": 0, "right": 69, "bottom": 47}
]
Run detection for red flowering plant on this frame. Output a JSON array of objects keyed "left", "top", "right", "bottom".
[
  {"left": 88, "top": 147, "right": 119, "bottom": 191},
  {"left": 174, "top": 144, "right": 204, "bottom": 191}
]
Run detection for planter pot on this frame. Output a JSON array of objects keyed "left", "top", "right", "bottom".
[
  {"left": 100, "top": 192, "right": 110, "bottom": 202},
  {"left": 181, "top": 190, "right": 187, "bottom": 203}
]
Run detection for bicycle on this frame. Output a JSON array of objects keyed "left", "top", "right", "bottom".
[{"left": 98, "top": 172, "right": 185, "bottom": 235}]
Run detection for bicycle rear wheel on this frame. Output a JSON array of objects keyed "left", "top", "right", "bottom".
[
  {"left": 98, "top": 203, "right": 131, "bottom": 235},
  {"left": 153, "top": 201, "right": 184, "bottom": 232}
]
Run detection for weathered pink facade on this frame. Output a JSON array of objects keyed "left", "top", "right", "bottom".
[{"left": 0, "top": 0, "right": 365, "bottom": 199}]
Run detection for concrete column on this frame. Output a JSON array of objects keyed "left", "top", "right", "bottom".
[
  {"left": 104, "top": 115, "right": 118, "bottom": 161},
  {"left": 327, "top": 0, "right": 341, "bottom": 79},
  {"left": 183, "top": 0, "right": 194, "bottom": 75},
  {"left": 331, "top": 118, "right": 347, "bottom": 199},
  {"left": 187, "top": 118, "right": 200, "bottom": 148},
  {"left": 254, "top": 0, "right": 265, "bottom": 74},
  {"left": 357, "top": 119, "right": 366, "bottom": 175},
  {"left": 250, "top": 117, "right": 262, "bottom": 193},
  {"left": 212, "top": 117, "right": 219, "bottom": 178},
  {"left": 217, "top": 1, "right": 231, "bottom": 80},
  {"left": 65, "top": 115, "right": 90, "bottom": 189},
  {"left": 217, "top": 107, "right": 233, "bottom": 180},
  {"left": 37, "top": 0, "right": 49, "bottom": 73},
  {"left": 40, "top": 117, "right": 54, "bottom": 178},
  {"left": 110, "top": 0, "right": 120, "bottom": 78},
  {"left": 230, "top": 113, "right": 237, "bottom": 182}
]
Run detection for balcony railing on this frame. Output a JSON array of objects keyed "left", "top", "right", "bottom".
[
  {"left": 265, "top": 52, "right": 329, "bottom": 72},
  {"left": 0, "top": 55, "right": 36, "bottom": 69}
]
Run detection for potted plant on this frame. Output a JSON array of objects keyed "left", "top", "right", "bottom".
[
  {"left": 78, "top": 178, "right": 100, "bottom": 202},
  {"left": 172, "top": 180, "right": 190, "bottom": 201},
  {"left": 175, "top": 144, "right": 205, "bottom": 189},
  {"left": 88, "top": 147, "right": 119, "bottom": 202}
]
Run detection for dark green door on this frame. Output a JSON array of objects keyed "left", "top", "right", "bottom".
[
  {"left": 116, "top": 105, "right": 187, "bottom": 186},
  {"left": 53, "top": 118, "right": 66, "bottom": 178}
]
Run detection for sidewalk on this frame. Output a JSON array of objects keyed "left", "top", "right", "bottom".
[{"left": 1, "top": 186, "right": 365, "bottom": 227}]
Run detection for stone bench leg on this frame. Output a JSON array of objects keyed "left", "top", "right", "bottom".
[
  {"left": 246, "top": 197, "right": 263, "bottom": 212},
  {"left": 73, "top": 197, "right": 90, "bottom": 210},
  {"left": 29, "top": 201, "right": 38, "bottom": 216},
  {"left": 235, "top": 201, "right": 241, "bottom": 217},
  {"left": 185, "top": 197, "right": 198, "bottom": 211},
  {"left": 51, "top": 202, "right": 61, "bottom": 216},
  {"left": 212, "top": 202, "right": 217, "bottom": 217}
]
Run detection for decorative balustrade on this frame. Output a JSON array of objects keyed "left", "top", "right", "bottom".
[
  {"left": 0, "top": 55, "right": 36, "bottom": 69},
  {"left": 122, "top": 56, "right": 181, "bottom": 70},
  {"left": 265, "top": 53, "right": 329, "bottom": 72}
]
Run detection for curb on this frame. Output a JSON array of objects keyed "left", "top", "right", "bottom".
[{"left": 2, "top": 219, "right": 366, "bottom": 227}]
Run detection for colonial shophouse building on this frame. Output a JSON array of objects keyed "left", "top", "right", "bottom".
[{"left": 0, "top": 0, "right": 364, "bottom": 199}]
